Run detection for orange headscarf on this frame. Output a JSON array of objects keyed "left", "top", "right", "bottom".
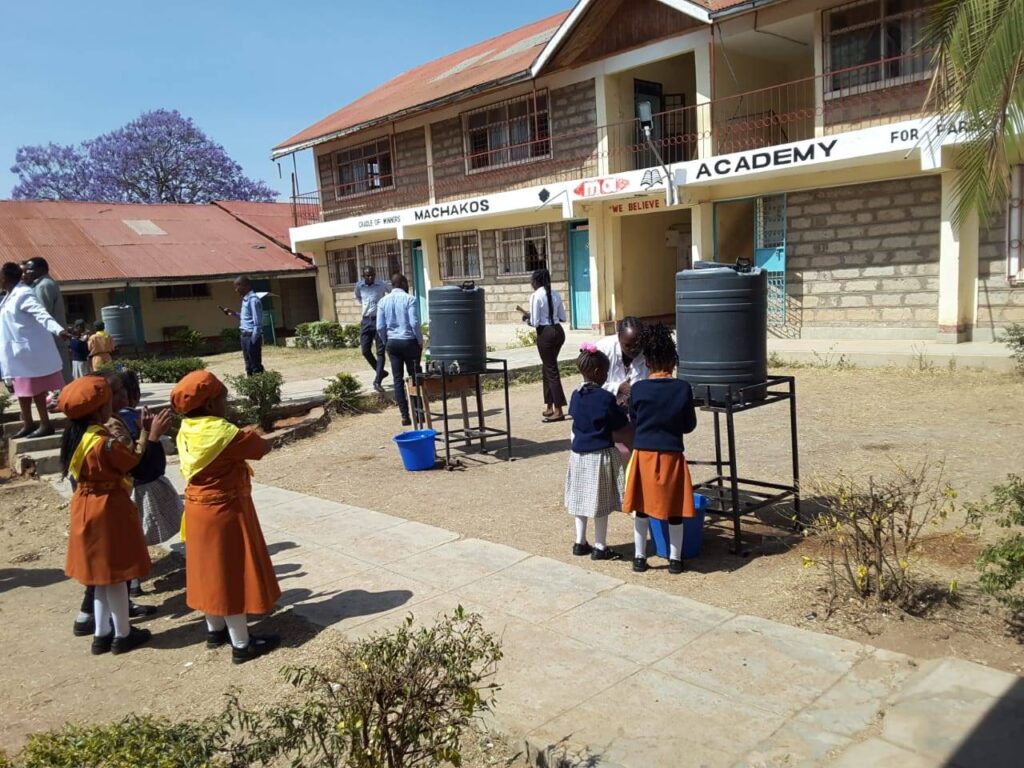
[
  {"left": 57, "top": 376, "right": 111, "bottom": 420},
  {"left": 170, "top": 370, "right": 225, "bottom": 415}
]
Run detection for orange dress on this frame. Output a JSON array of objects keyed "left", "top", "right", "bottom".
[
  {"left": 65, "top": 432, "right": 152, "bottom": 585},
  {"left": 183, "top": 429, "right": 281, "bottom": 616}
]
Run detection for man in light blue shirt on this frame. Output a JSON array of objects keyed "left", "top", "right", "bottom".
[
  {"left": 376, "top": 273, "right": 422, "bottom": 427},
  {"left": 222, "top": 275, "right": 265, "bottom": 375},
  {"left": 354, "top": 266, "right": 389, "bottom": 392}
]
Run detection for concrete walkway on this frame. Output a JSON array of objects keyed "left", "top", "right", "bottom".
[
  {"left": 150, "top": 471, "right": 1021, "bottom": 768},
  {"left": 767, "top": 337, "right": 1015, "bottom": 372}
]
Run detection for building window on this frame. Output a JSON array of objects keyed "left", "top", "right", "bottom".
[
  {"left": 463, "top": 91, "right": 551, "bottom": 172},
  {"left": 64, "top": 293, "right": 95, "bottom": 324},
  {"left": 1009, "top": 165, "right": 1023, "bottom": 284},
  {"left": 327, "top": 247, "right": 359, "bottom": 286},
  {"left": 823, "top": 0, "right": 929, "bottom": 96},
  {"left": 438, "top": 230, "right": 482, "bottom": 280},
  {"left": 498, "top": 225, "right": 549, "bottom": 275},
  {"left": 334, "top": 137, "right": 394, "bottom": 198},
  {"left": 154, "top": 283, "right": 211, "bottom": 300}
]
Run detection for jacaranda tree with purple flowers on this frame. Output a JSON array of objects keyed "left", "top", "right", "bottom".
[{"left": 10, "top": 109, "right": 277, "bottom": 203}]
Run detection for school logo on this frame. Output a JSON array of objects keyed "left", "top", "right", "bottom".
[
  {"left": 538, "top": 188, "right": 551, "bottom": 203},
  {"left": 573, "top": 178, "right": 629, "bottom": 198},
  {"left": 640, "top": 168, "right": 664, "bottom": 191}
]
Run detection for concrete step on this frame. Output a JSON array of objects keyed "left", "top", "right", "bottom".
[
  {"left": 3, "top": 414, "right": 68, "bottom": 439},
  {"left": 11, "top": 432, "right": 63, "bottom": 455},
  {"left": 16, "top": 448, "right": 62, "bottom": 477}
]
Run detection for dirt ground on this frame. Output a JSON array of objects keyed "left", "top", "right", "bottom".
[
  {"left": 254, "top": 365, "right": 1024, "bottom": 674},
  {"left": 202, "top": 345, "right": 365, "bottom": 381},
  {"left": 0, "top": 481, "right": 522, "bottom": 765}
]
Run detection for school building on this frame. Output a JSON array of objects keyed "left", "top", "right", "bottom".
[
  {"left": 276, "top": 0, "right": 1023, "bottom": 343},
  {"left": 0, "top": 200, "right": 319, "bottom": 346}
]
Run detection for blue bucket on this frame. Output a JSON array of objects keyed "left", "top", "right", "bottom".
[
  {"left": 649, "top": 493, "right": 709, "bottom": 560},
  {"left": 393, "top": 429, "right": 437, "bottom": 471}
]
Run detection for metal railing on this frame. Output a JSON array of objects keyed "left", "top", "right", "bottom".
[{"left": 293, "top": 52, "right": 933, "bottom": 226}]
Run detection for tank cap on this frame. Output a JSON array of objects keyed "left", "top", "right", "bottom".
[{"left": 460, "top": 281, "right": 476, "bottom": 290}]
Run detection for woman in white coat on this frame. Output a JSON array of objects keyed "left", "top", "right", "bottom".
[{"left": 0, "top": 262, "right": 68, "bottom": 438}]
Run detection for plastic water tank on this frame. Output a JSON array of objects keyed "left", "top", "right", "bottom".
[
  {"left": 676, "top": 265, "right": 768, "bottom": 404},
  {"left": 100, "top": 305, "right": 137, "bottom": 350},
  {"left": 427, "top": 282, "right": 487, "bottom": 374}
]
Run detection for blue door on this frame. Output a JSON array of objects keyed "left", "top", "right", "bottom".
[
  {"left": 410, "top": 241, "right": 428, "bottom": 320},
  {"left": 754, "top": 195, "right": 787, "bottom": 327},
  {"left": 568, "top": 224, "right": 592, "bottom": 330}
]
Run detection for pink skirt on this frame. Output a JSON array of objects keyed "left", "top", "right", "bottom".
[{"left": 13, "top": 370, "right": 65, "bottom": 398}]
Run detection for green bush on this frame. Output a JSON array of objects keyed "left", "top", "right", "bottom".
[
  {"left": 324, "top": 372, "right": 366, "bottom": 415},
  {"left": 14, "top": 715, "right": 230, "bottom": 768},
  {"left": 1001, "top": 323, "right": 1024, "bottom": 373},
  {"left": 220, "top": 326, "right": 242, "bottom": 351},
  {"left": 228, "top": 370, "right": 283, "bottom": 432},
  {"left": 97, "top": 357, "right": 206, "bottom": 384},
  {"left": 173, "top": 327, "right": 204, "bottom": 356},
  {"left": 294, "top": 320, "right": 347, "bottom": 349},
  {"left": 968, "top": 475, "right": 1024, "bottom": 616},
  {"left": 225, "top": 608, "right": 502, "bottom": 768}
]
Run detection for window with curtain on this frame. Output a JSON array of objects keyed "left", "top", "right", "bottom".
[
  {"left": 498, "top": 225, "right": 549, "bottom": 275},
  {"left": 464, "top": 92, "right": 551, "bottom": 172},
  {"left": 438, "top": 231, "right": 482, "bottom": 279},
  {"left": 334, "top": 138, "right": 394, "bottom": 198}
]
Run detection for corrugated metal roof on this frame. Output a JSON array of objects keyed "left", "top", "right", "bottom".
[
  {"left": 0, "top": 200, "right": 314, "bottom": 285},
  {"left": 213, "top": 200, "right": 312, "bottom": 254}
]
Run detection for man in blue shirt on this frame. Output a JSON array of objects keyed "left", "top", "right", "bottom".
[
  {"left": 376, "top": 273, "right": 422, "bottom": 427},
  {"left": 221, "top": 275, "right": 265, "bottom": 376},
  {"left": 354, "top": 266, "right": 389, "bottom": 393}
]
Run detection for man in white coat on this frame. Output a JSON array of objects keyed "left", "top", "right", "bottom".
[{"left": 596, "top": 316, "right": 648, "bottom": 459}]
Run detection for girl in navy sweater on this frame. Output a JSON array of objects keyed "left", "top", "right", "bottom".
[
  {"left": 564, "top": 343, "right": 627, "bottom": 560},
  {"left": 623, "top": 324, "right": 697, "bottom": 574}
]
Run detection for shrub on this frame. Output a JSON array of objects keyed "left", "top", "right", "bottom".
[
  {"left": 800, "top": 461, "right": 957, "bottom": 611},
  {"left": 14, "top": 714, "right": 230, "bottom": 768},
  {"left": 97, "top": 357, "right": 206, "bottom": 383},
  {"left": 294, "top": 320, "right": 357, "bottom": 349},
  {"left": 173, "top": 327, "right": 204, "bottom": 356},
  {"left": 508, "top": 327, "right": 537, "bottom": 349},
  {"left": 324, "top": 373, "right": 366, "bottom": 415},
  {"left": 225, "top": 608, "right": 502, "bottom": 768},
  {"left": 228, "top": 370, "right": 283, "bottom": 432},
  {"left": 220, "top": 326, "right": 242, "bottom": 351},
  {"left": 341, "top": 323, "right": 361, "bottom": 348},
  {"left": 968, "top": 475, "right": 1024, "bottom": 616},
  {"left": 1001, "top": 323, "right": 1024, "bottom": 373}
]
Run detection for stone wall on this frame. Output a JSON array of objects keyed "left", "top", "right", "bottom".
[
  {"left": 786, "top": 176, "right": 941, "bottom": 332},
  {"left": 976, "top": 210, "right": 1024, "bottom": 338}
]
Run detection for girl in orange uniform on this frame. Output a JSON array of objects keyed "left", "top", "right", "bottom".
[
  {"left": 170, "top": 371, "right": 281, "bottom": 665},
  {"left": 59, "top": 376, "right": 155, "bottom": 655}
]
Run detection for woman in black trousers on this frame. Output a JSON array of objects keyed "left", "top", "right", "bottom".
[{"left": 524, "top": 268, "right": 567, "bottom": 422}]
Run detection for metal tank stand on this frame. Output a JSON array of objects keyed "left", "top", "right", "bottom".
[
  {"left": 688, "top": 375, "right": 800, "bottom": 554},
  {"left": 412, "top": 358, "right": 513, "bottom": 470}
]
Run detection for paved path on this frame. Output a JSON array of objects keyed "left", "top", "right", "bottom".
[{"left": 150, "top": 471, "right": 1021, "bottom": 768}]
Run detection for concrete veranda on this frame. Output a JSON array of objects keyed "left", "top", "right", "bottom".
[{"left": 146, "top": 471, "right": 1022, "bottom": 768}]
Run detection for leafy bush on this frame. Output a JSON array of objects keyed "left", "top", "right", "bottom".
[
  {"left": 968, "top": 475, "right": 1024, "bottom": 616},
  {"left": 97, "top": 357, "right": 206, "bottom": 383},
  {"left": 225, "top": 608, "right": 502, "bottom": 768},
  {"left": 220, "top": 326, "right": 242, "bottom": 351},
  {"left": 324, "top": 373, "right": 366, "bottom": 415},
  {"left": 507, "top": 326, "right": 537, "bottom": 349},
  {"left": 800, "top": 461, "right": 957, "bottom": 610},
  {"left": 1001, "top": 323, "right": 1024, "bottom": 373},
  {"left": 228, "top": 370, "right": 283, "bottom": 431},
  {"left": 294, "top": 320, "right": 353, "bottom": 349},
  {"left": 173, "top": 327, "right": 204, "bottom": 356},
  {"left": 14, "top": 715, "right": 230, "bottom": 768}
]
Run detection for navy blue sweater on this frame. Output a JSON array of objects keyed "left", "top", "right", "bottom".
[
  {"left": 629, "top": 375, "right": 697, "bottom": 452},
  {"left": 569, "top": 384, "right": 628, "bottom": 453}
]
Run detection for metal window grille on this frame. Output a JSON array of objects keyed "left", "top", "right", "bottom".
[
  {"left": 334, "top": 137, "right": 394, "bottom": 199},
  {"left": 361, "top": 239, "right": 405, "bottom": 281},
  {"left": 756, "top": 195, "right": 788, "bottom": 328},
  {"left": 327, "top": 247, "right": 359, "bottom": 286},
  {"left": 498, "top": 224, "right": 549, "bottom": 275},
  {"left": 823, "top": 0, "right": 929, "bottom": 96},
  {"left": 1009, "top": 165, "right": 1023, "bottom": 284},
  {"left": 463, "top": 91, "right": 551, "bottom": 173},
  {"left": 154, "top": 283, "right": 211, "bottom": 300},
  {"left": 438, "top": 230, "right": 482, "bottom": 280}
]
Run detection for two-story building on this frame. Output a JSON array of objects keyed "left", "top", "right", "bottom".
[{"left": 276, "top": 0, "right": 1023, "bottom": 343}]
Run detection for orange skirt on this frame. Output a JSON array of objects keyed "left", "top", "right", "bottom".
[
  {"left": 183, "top": 488, "right": 281, "bottom": 617},
  {"left": 65, "top": 486, "right": 151, "bottom": 585},
  {"left": 623, "top": 450, "right": 695, "bottom": 521}
]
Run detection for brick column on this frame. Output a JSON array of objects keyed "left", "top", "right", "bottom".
[{"left": 937, "top": 172, "right": 979, "bottom": 342}]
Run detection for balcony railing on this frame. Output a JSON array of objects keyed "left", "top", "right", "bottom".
[{"left": 292, "top": 52, "right": 933, "bottom": 227}]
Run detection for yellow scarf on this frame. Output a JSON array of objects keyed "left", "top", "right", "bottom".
[
  {"left": 68, "top": 425, "right": 132, "bottom": 492},
  {"left": 176, "top": 416, "right": 239, "bottom": 484}
]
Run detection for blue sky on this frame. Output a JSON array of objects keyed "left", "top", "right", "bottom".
[{"left": 0, "top": 0, "right": 569, "bottom": 200}]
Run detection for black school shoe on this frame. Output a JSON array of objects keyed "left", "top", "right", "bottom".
[
  {"left": 91, "top": 633, "right": 114, "bottom": 655},
  {"left": 75, "top": 604, "right": 155, "bottom": 636},
  {"left": 112, "top": 627, "right": 152, "bottom": 655},
  {"left": 130, "top": 602, "right": 157, "bottom": 619},
  {"left": 232, "top": 634, "right": 281, "bottom": 665},
  {"left": 632, "top": 557, "right": 649, "bottom": 573},
  {"left": 74, "top": 616, "right": 95, "bottom": 637},
  {"left": 206, "top": 628, "right": 230, "bottom": 649},
  {"left": 572, "top": 542, "right": 592, "bottom": 557},
  {"left": 591, "top": 546, "right": 622, "bottom": 561},
  {"left": 668, "top": 559, "right": 685, "bottom": 575}
]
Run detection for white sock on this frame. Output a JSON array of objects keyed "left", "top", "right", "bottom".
[
  {"left": 593, "top": 516, "right": 609, "bottom": 550},
  {"left": 225, "top": 614, "right": 249, "bottom": 649},
  {"left": 574, "top": 516, "right": 588, "bottom": 545},
  {"left": 76, "top": 611, "right": 92, "bottom": 623},
  {"left": 107, "top": 582, "right": 131, "bottom": 638},
  {"left": 669, "top": 522, "right": 684, "bottom": 561},
  {"left": 634, "top": 516, "right": 650, "bottom": 559},
  {"left": 205, "top": 615, "right": 227, "bottom": 633},
  {"left": 93, "top": 587, "right": 112, "bottom": 638}
]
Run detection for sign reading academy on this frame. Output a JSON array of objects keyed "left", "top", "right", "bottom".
[
  {"left": 693, "top": 139, "right": 839, "bottom": 180},
  {"left": 413, "top": 199, "right": 491, "bottom": 221}
]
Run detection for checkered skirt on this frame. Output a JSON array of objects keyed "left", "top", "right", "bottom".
[
  {"left": 564, "top": 447, "right": 625, "bottom": 518},
  {"left": 134, "top": 477, "right": 184, "bottom": 545}
]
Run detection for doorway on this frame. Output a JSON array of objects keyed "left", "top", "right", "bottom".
[
  {"left": 410, "top": 240, "right": 428, "bottom": 320},
  {"left": 568, "top": 222, "right": 592, "bottom": 330}
]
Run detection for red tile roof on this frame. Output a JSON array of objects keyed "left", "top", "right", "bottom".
[{"left": 0, "top": 200, "right": 314, "bottom": 285}]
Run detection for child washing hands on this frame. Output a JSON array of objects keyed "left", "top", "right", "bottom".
[{"left": 564, "top": 343, "right": 627, "bottom": 560}]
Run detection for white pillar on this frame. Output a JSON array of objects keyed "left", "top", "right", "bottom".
[
  {"left": 813, "top": 12, "right": 825, "bottom": 138},
  {"left": 694, "top": 43, "right": 713, "bottom": 161},
  {"left": 937, "top": 172, "right": 979, "bottom": 343},
  {"left": 690, "top": 202, "right": 715, "bottom": 264},
  {"left": 594, "top": 75, "right": 619, "bottom": 176},
  {"left": 308, "top": 243, "right": 337, "bottom": 322}
]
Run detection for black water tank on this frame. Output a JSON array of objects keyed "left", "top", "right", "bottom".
[
  {"left": 676, "top": 265, "right": 768, "bottom": 404},
  {"left": 428, "top": 282, "right": 488, "bottom": 374}
]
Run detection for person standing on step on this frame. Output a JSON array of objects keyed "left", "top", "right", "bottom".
[
  {"left": 23, "top": 257, "right": 72, "bottom": 387},
  {"left": 522, "top": 267, "right": 567, "bottom": 423},
  {"left": 355, "top": 265, "right": 389, "bottom": 393},
  {"left": 220, "top": 275, "right": 265, "bottom": 376},
  {"left": 597, "top": 316, "right": 649, "bottom": 460},
  {"left": 69, "top": 321, "right": 91, "bottom": 379},
  {"left": 171, "top": 370, "right": 281, "bottom": 664},
  {"left": 0, "top": 262, "right": 68, "bottom": 438},
  {"left": 623, "top": 324, "right": 697, "bottom": 575},
  {"left": 376, "top": 273, "right": 422, "bottom": 428},
  {"left": 87, "top": 321, "right": 115, "bottom": 370},
  {"left": 59, "top": 375, "right": 162, "bottom": 655}
]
